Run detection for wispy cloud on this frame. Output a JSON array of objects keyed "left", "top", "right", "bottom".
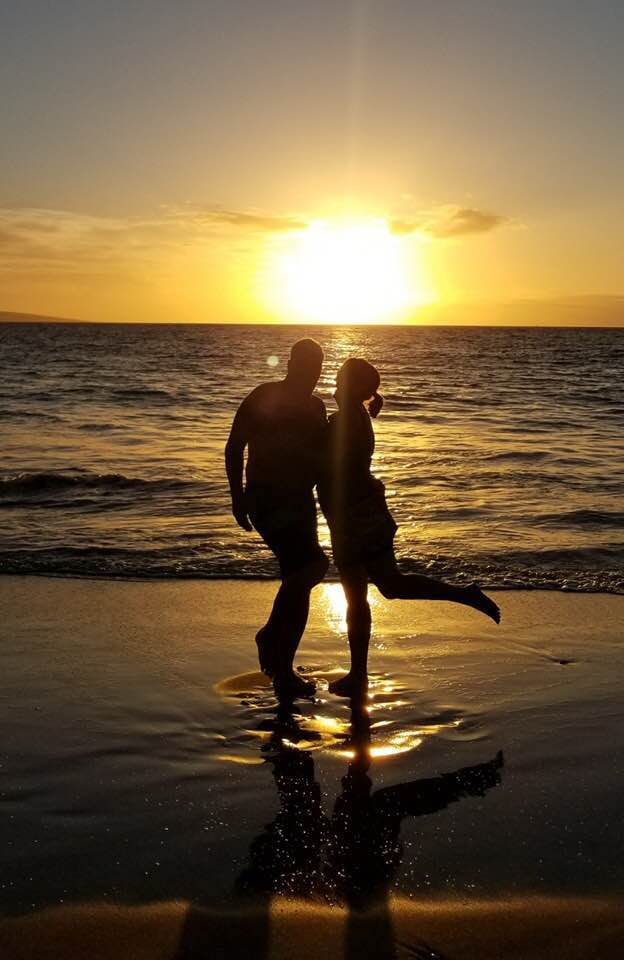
[
  {"left": 0, "top": 204, "right": 307, "bottom": 279},
  {"left": 0, "top": 200, "right": 508, "bottom": 282},
  {"left": 176, "top": 206, "right": 307, "bottom": 232},
  {"left": 390, "top": 206, "right": 507, "bottom": 239}
]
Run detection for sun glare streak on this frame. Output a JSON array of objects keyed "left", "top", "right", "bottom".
[
  {"left": 320, "top": 581, "right": 380, "bottom": 633},
  {"left": 260, "top": 218, "right": 435, "bottom": 324}
]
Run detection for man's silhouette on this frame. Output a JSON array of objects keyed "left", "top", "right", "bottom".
[{"left": 225, "top": 339, "right": 328, "bottom": 699}]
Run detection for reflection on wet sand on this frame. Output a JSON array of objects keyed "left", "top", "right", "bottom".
[
  {"left": 214, "top": 668, "right": 472, "bottom": 762},
  {"left": 199, "top": 700, "right": 502, "bottom": 960},
  {"left": 5, "top": 696, "right": 624, "bottom": 960},
  {"left": 236, "top": 702, "right": 503, "bottom": 908},
  {"left": 191, "top": 666, "right": 501, "bottom": 957}
]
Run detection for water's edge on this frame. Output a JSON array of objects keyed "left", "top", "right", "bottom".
[{"left": 1, "top": 571, "right": 622, "bottom": 596}]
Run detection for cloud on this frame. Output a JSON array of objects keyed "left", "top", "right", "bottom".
[
  {"left": 178, "top": 206, "right": 307, "bottom": 232},
  {"left": 0, "top": 204, "right": 307, "bottom": 280},
  {"left": 0, "top": 200, "right": 507, "bottom": 285},
  {"left": 0, "top": 208, "right": 145, "bottom": 277},
  {"left": 390, "top": 206, "right": 507, "bottom": 239},
  {"left": 430, "top": 207, "right": 507, "bottom": 238}
]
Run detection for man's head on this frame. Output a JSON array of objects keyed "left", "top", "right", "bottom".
[{"left": 286, "top": 338, "right": 324, "bottom": 394}]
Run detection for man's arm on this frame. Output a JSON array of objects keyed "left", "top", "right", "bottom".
[
  {"left": 225, "top": 397, "right": 253, "bottom": 531},
  {"left": 312, "top": 395, "right": 327, "bottom": 429},
  {"left": 310, "top": 396, "right": 328, "bottom": 484}
]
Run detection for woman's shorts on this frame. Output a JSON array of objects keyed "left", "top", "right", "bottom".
[{"left": 329, "top": 478, "right": 398, "bottom": 569}]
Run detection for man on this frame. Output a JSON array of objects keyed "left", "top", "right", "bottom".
[{"left": 225, "top": 338, "right": 328, "bottom": 699}]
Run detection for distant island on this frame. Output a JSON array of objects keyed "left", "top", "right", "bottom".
[{"left": 0, "top": 311, "right": 82, "bottom": 324}]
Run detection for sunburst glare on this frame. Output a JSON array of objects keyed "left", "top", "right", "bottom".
[
  {"left": 260, "top": 219, "right": 435, "bottom": 324},
  {"left": 319, "top": 581, "right": 380, "bottom": 633}
]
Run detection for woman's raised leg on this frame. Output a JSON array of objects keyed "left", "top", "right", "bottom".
[{"left": 366, "top": 550, "right": 500, "bottom": 623}]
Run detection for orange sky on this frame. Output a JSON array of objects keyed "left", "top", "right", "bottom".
[{"left": 1, "top": 2, "right": 623, "bottom": 325}]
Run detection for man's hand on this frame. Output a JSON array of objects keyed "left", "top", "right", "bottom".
[
  {"left": 232, "top": 493, "right": 253, "bottom": 532},
  {"left": 225, "top": 394, "right": 254, "bottom": 531}
]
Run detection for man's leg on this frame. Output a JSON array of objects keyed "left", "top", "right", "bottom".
[
  {"left": 257, "top": 553, "right": 328, "bottom": 698},
  {"left": 249, "top": 488, "right": 328, "bottom": 697}
]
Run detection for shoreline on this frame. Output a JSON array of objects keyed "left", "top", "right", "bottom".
[{"left": 1, "top": 572, "right": 622, "bottom": 596}]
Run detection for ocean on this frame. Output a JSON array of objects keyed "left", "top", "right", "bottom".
[{"left": 1, "top": 322, "right": 623, "bottom": 592}]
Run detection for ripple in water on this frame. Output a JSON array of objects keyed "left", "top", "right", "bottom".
[{"left": 213, "top": 668, "right": 482, "bottom": 766}]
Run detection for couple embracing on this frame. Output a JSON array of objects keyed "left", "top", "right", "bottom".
[{"left": 225, "top": 338, "right": 499, "bottom": 701}]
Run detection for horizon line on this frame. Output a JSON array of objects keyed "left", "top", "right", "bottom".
[{"left": 2, "top": 319, "right": 622, "bottom": 329}]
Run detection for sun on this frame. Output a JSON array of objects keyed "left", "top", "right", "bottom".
[{"left": 260, "top": 218, "right": 435, "bottom": 324}]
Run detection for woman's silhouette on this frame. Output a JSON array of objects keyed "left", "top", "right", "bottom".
[{"left": 319, "top": 358, "right": 500, "bottom": 697}]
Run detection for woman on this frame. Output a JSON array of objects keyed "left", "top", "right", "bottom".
[{"left": 319, "top": 358, "right": 500, "bottom": 698}]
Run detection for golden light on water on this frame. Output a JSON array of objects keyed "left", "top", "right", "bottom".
[
  {"left": 213, "top": 753, "right": 265, "bottom": 766},
  {"left": 215, "top": 590, "right": 465, "bottom": 766},
  {"left": 321, "top": 582, "right": 349, "bottom": 630},
  {"left": 259, "top": 219, "right": 435, "bottom": 324},
  {"left": 319, "top": 581, "right": 380, "bottom": 633},
  {"left": 335, "top": 729, "right": 424, "bottom": 760},
  {"left": 333, "top": 717, "right": 462, "bottom": 760}
]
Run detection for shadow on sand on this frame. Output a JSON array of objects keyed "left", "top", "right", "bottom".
[{"left": 179, "top": 699, "right": 504, "bottom": 960}]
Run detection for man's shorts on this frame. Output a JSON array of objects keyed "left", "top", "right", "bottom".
[{"left": 246, "top": 485, "right": 326, "bottom": 579}]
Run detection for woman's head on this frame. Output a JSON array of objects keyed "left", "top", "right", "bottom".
[{"left": 335, "top": 358, "right": 382, "bottom": 416}]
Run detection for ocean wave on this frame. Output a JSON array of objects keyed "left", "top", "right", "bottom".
[
  {"left": 75, "top": 422, "right": 124, "bottom": 432},
  {"left": 482, "top": 450, "right": 551, "bottom": 463},
  {"left": 0, "top": 408, "right": 66, "bottom": 423},
  {"left": 536, "top": 509, "right": 624, "bottom": 529},
  {"left": 1, "top": 546, "right": 622, "bottom": 594},
  {"left": 0, "top": 470, "right": 202, "bottom": 502},
  {"left": 110, "top": 387, "right": 177, "bottom": 402},
  {"left": 0, "top": 496, "right": 143, "bottom": 511}
]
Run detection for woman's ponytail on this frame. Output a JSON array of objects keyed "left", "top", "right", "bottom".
[{"left": 368, "top": 391, "right": 384, "bottom": 418}]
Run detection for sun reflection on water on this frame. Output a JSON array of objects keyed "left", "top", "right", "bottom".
[
  {"left": 334, "top": 729, "right": 424, "bottom": 760},
  {"left": 215, "top": 663, "right": 468, "bottom": 766},
  {"left": 319, "top": 582, "right": 380, "bottom": 633}
]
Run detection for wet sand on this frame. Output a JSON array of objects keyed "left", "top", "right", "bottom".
[{"left": 1, "top": 577, "right": 623, "bottom": 956}]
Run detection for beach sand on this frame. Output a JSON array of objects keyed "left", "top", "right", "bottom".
[
  {"left": 2, "top": 895, "right": 623, "bottom": 959},
  {"left": 1, "top": 577, "right": 623, "bottom": 957}
]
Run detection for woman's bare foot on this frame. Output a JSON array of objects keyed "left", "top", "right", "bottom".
[
  {"left": 273, "top": 670, "right": 316, "bottom": 702},
  {"left": 328, "top": 672, "right": 368, "bottom": 698},
  {"left": 464, "top": 584, "right": 500, "bottom": 624},
  {"left": 255, "top": 626, "right": 277, "bottom": 676}
]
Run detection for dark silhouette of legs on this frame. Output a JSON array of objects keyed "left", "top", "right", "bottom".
[
  {"left": 329, "top": 565, "right": 371, "bottom": 697},
  {"left": 330, "top": 549, "right": 499, "bottom": 696},
  {"left": 366, "top": 550, "right": 500, "bottom": 623},
  {"left": 257, "top": 553, "right": 329, "bottom": 700}
]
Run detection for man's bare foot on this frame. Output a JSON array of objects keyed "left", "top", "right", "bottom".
[
  {"left": 328, "top": 672, "right": 368, "bottom": 698},
  {"left": 464, "top": 584, "right": 500, "bottom": 624},
  {"left": 255, "top": 626, "right": 277, "bottom": 676},
  {"left": 273, "top": 670, "right": 316, "bottom": 701}
]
